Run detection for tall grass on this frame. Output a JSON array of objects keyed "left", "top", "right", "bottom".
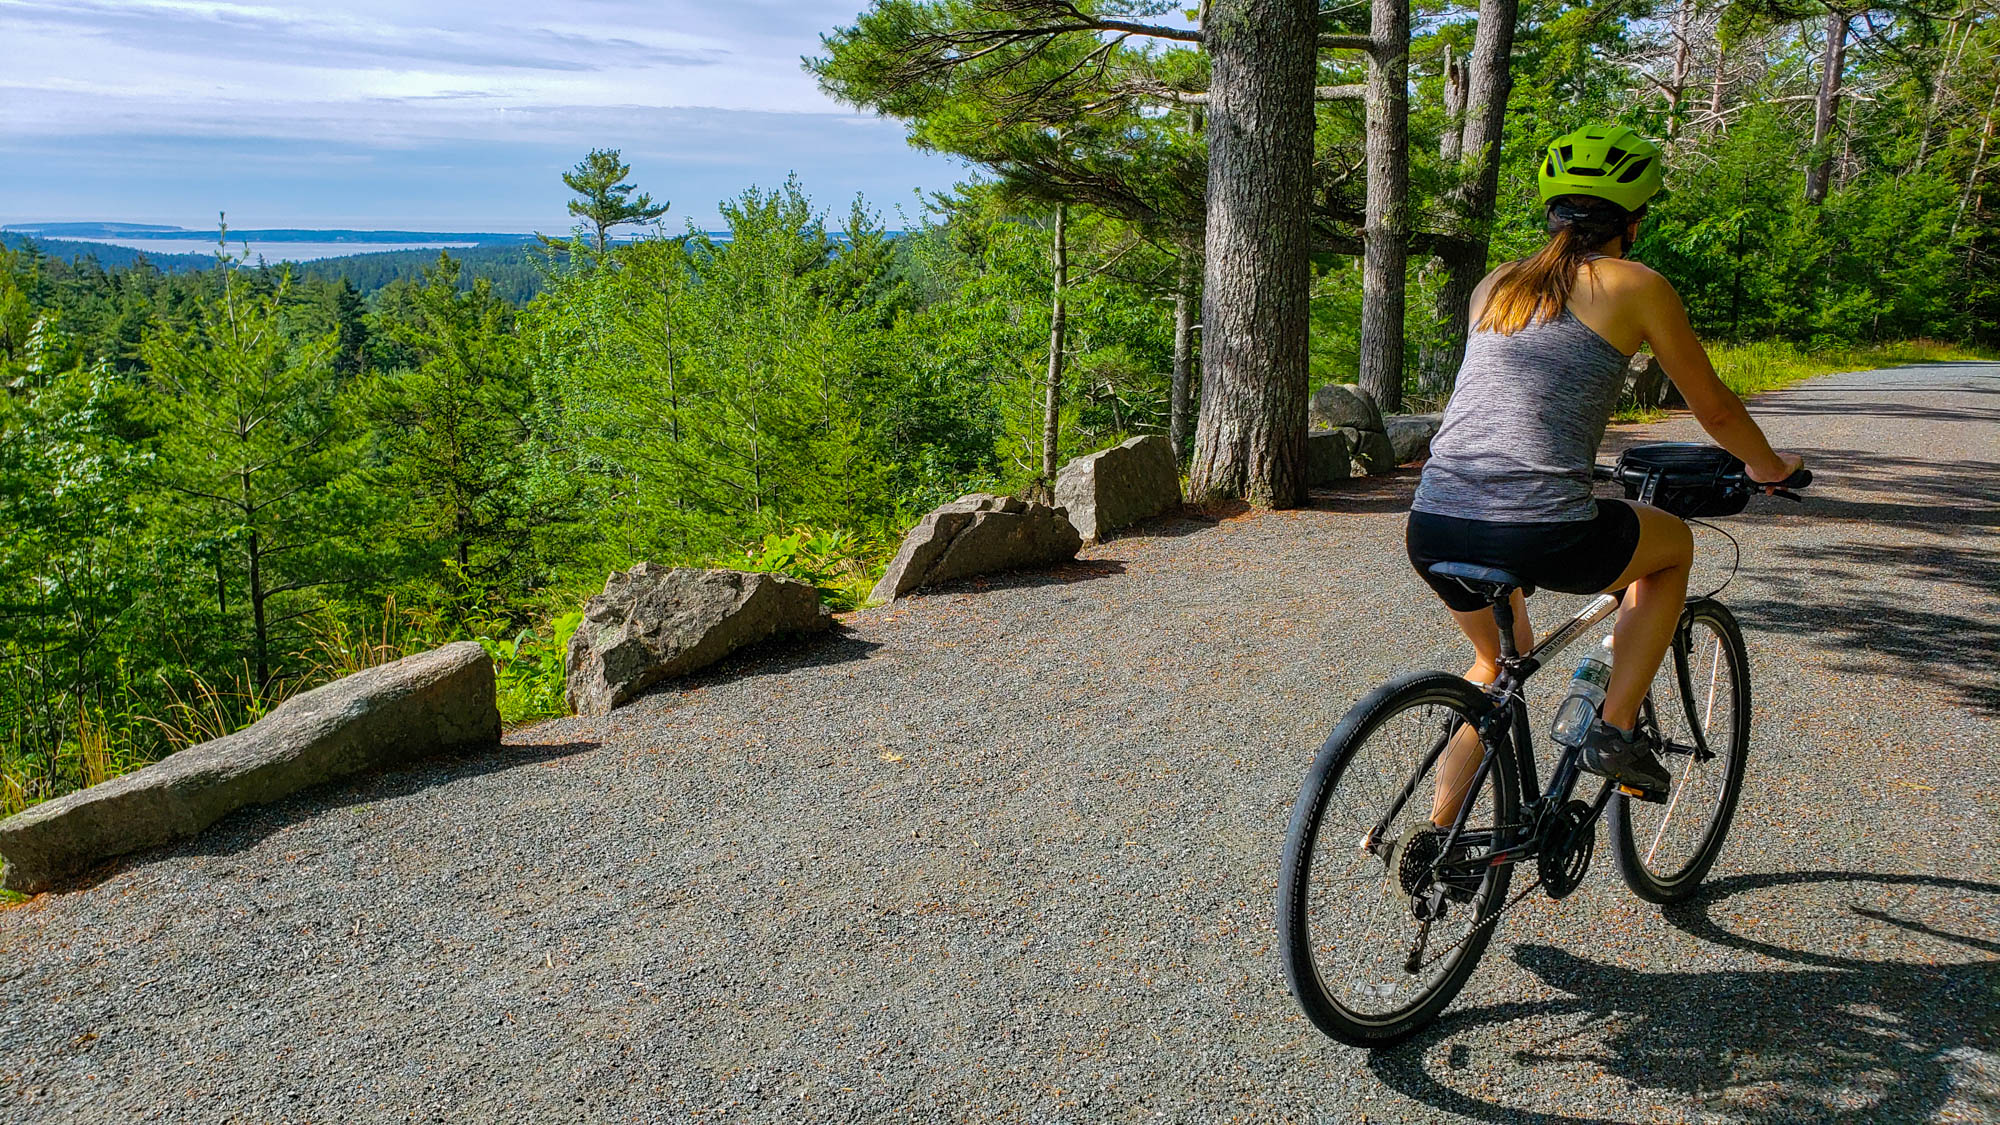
[
  {"left": 0, "top": 706, "right": 156, "bottom": 820},
  {"left": 1708, "top": 338, "right": 1997, "bottom": 398}
]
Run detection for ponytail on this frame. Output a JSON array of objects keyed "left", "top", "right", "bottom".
[{"left": 1476, "top": 196, "right": 1641, "bottom": 336}]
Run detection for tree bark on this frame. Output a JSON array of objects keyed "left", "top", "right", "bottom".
[
  {"left": 1707, "top": 36, "right": 1728, "bottom": 132},
  {"left": 249, "top": 530, "right": 268, "bottom": 689},
  {"left": 1805, "top": 9, "right": 1851, "bottom": 205},
  {"left": 1418, "top": 0, "right": 1514, "bottom": 395},
  {"left": 1187, "top": 0, "right": 1318, "bottom": 507},
  {"left": 1170, "top": 244, "right": 1198, "bottom": 461},
  {"left": 1042, "top": 203, "right": 1069, "bottom": 483},
  {"left": 1358, "top": 0, "right": 1410, "bottom": 414},
  {"left": 1953, "top": 76, "right": 2000, "bottom": 236},
  {"left": 1667, "top": 0, "right": 1693, "bottom": 134},
  {"left": 1915, "top": 19, "right": 1968, "bottom": 174},
  {"left": 1440, "top": 44, "right": 1466, "bottom": 163}
]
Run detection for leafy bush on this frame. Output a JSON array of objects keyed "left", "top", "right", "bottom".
[
  {"left": 735, "top": 526, "right": 880, "bottom": 610},
  {"left": 478, "top": 611, "right": 583, "bottom": 726}
]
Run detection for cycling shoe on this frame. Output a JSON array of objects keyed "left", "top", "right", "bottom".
[{"left": 1578, "top": 718, "right": 1671, "bottom": 803}]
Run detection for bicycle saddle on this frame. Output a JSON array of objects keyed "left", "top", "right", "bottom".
[{"left": 1426, "top": 562, "right": 1536, "bottom": 601}]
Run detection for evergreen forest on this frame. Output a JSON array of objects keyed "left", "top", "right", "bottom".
[{"left": 4, "top": 0, "right": 1997, "bottom": 812}]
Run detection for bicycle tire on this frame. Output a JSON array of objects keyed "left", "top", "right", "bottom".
[
  {"left": 1277, "top": 671, "right": 1518, "bottom": 1047},
  {"left": 1609, "top": 598, "right": 1751, "bottom": 904}
]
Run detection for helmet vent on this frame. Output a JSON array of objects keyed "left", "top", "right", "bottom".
[
  {"left": 1558, "top": 144, "right": 1574, "bottom": 165},
  {"left": 1617, "top": 156, "right": 1653, "bottom": 184},
  {"left": 1606, "top": 146, "right": 1629, "bottom": 166}
]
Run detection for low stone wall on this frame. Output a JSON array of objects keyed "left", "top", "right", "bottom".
[
  {"left": 566, "top": 565, "right": 831, "bottom": 716},
  {"left": 871, "top": 494, "right": 1081, "bottom": 603},
  {"left": 1054, "top": 435, "right": 1182, "bottom": 543},
  {"left": 0, "top": 642, "right": 499, "bottom": 894}
]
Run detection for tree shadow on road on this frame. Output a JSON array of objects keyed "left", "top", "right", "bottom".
[
  {"left": 1366, "top": 870, "right": 2000, "bottom": 1124},
  {"left": 1761, "top": 446, "right": 2000, "bottom": 530},
  {"left": 1713, "top": 444, "right": 2000, "bottom": 714},
  {"left": 1308, "top": 467, "right": 1423, "bottom": 513}
]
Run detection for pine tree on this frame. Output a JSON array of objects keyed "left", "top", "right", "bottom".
[{"left": 559, "top": 149, "right": 670, "bottom": 252}]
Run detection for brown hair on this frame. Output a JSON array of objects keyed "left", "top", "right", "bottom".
[{"left": 1476, "top": 197, "right": 1640, "bottom": 336}]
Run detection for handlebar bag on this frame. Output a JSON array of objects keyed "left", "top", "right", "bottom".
[{"left": 1615, "top": 442, "right": 1749, "bottom": 518}]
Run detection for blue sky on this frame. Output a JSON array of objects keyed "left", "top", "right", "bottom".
[{"left": 0, "top": 0, "right": 969, "bottom": 231}]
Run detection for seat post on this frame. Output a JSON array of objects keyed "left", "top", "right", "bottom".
[{"left": 1490, "top": 594, "right": 1520, "bottom": 660}]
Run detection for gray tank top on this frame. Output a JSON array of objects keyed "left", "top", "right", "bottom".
[{"left": 1411, "top": 307, "right": 1630, "bottom": 523}]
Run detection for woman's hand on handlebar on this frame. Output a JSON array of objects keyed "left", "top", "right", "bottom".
[{"left": 1748, "top": 451, "right": 1805, "bottom": 493}]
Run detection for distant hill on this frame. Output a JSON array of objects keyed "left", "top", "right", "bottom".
[
  {"left": 1, "top": 233, "right": 220, "bottom": 273},
  {"left": 296, "top": 243, "right": 551, "bottom": 303},
  {"left": 2, "top": 233, "right": 551, "bottom": 302}
]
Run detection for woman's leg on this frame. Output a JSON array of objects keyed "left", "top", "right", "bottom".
[
  {"left": 1432, "top": 590, "right": 1532, "bottom": 826},
  {"left": 1597, "top": 502, "right": 1693, "bottom": 730}
]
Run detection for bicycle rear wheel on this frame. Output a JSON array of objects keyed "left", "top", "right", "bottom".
[
  {"left": 1277, "top": 671, "right": 1518, "bottom": 1048},
  {"left": 1609, "top": 598, "right": 1751, "bottom": 904}
]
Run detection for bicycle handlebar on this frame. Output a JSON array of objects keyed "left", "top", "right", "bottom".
[{"left": 1592, "top": 459, "right": 1813, "bottom": 500}]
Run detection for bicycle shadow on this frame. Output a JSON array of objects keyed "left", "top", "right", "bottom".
[{"left": 1364, "top": 870, "right": 2000, "bottom": 1124}]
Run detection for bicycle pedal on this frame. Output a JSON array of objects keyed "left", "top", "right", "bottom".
[{"left": 1617, "top": 783, "right": 1668, "bottom": 805}]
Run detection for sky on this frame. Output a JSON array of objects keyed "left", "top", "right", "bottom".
[{"left": 0, "top": 0, "right": 970, "bottom": 231}]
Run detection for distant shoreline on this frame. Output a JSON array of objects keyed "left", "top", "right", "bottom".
[{"left": 2, "top": 223, "right": 541, "bottom": 246}]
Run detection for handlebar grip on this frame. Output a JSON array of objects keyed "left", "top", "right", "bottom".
[{"left": 1777, "top": 467, "right": 1812, "bottom": 490}]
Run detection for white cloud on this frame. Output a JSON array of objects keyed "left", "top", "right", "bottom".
[{"left": 0, "top": 0, "right": 962, "bottom": 228}]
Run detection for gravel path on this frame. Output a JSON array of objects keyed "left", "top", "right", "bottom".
[{"left": 4, "top": 365, "right": 1996, "bottom": 1124}]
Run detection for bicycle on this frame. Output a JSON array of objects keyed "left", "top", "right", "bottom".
[{"left": 1275, "top": 442, "right": 1812, "bottom": 1047}]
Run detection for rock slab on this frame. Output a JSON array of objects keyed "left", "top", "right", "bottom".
[
  {"left": 1054, "top": 435, "right": 1182, "bottom": 543},
  {"left": 1306, "top": 429, "right": 1352, "bottom": 486},
  {"left": 1310, "top": 383, "right": 1385, "bottom": 434},
  {"left": 1350, "top": 429, "right": 1400, "bottom": 476},
  {"left": 566, "top": 565, "right": 830, "bottom": 717},
  {"left": 871, "top": 494, "right": 1082, "bottom": 602},
  {"left": 0, "top": 642, "right": 499, "bottom": 894},
  {"left": 1384, "top": 413, "right": 1443, "bottom": 465},
  {"left": 1623, "top": 353, "right": 1684, "bottom": 409}
]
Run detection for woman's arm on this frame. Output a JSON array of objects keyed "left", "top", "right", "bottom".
[{"left": 1635, "top": 272, "right": 1801, "bottom": 483}]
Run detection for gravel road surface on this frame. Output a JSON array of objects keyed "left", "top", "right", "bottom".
[{"left": 4, "top": 364, "right": 1996, "bottom": 1123}]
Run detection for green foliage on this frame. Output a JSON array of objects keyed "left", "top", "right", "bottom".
[
  {"left": 560, "top": 148, "right": 671, "bottom": 252},
  {"left": 7, "top": 0, "right": 2000, "bottom": 809},
  {"left": 736, "top": 527, "right": 879, "bottom": 610},
  {"left": 478, "top": 612, "right": 583, "bottom": 726}
]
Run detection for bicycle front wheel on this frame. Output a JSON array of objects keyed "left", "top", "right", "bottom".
[
  {"left": 1609, "top": 598, "right": 1751, "bottom": 904},
  {"left": 1277, "top": 671, "right": 1518, "bottom": 1048}
]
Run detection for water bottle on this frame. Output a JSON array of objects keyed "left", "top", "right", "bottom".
[{"left": 1550, "top": 635, "right": 1616, "bottom": 748}]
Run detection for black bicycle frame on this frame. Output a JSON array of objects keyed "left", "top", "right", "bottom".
[{"left": 1366, "top": 588, "right": 1627, "bottom": 870}]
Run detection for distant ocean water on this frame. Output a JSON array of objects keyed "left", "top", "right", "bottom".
[{"left": 89, "top": 239, "right": 483, "bottom": 262}]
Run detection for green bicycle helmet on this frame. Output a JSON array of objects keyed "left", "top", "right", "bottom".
[{"left": 1538, "top": 124, "right": 1664, "bottom": 212}]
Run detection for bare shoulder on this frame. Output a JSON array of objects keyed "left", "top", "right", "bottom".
[{"left": 1590, "top": 256, "right": 1672, "bottom": 295}]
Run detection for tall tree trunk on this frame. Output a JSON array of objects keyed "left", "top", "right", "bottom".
[
  {"left": 1953, "top": 76, "right": 2000, "bottom": 236},
  {"left": 1805, "top": 9, "right": 1851, "bottom": 205},
  {"left": 1419, "top": 0, "right": 1516, "bottom": 394},
  {"left": 1707, "top": 38, "right": 1728, "bottom": 132},
  {"left": 1440, "top": 44, "right": 1466, "bottom": 163},
  {"left": 249, "top": 530, "right": 268, "bottom": 690},
  {"left": 1359, "top": 0, "right": 1410, "bottom": 414},
  {"left": 1916, "top": 19, "right": 1969, "bottom": 175},
  {"left": 1042, "top": 204, "right": 1069, "bottom": 483},
  {"left": 1667, "top": 0, "right": 1694, "bottom": 134},
  {"left": 1170, "top": 244, "right": 1198, "bottom": 460},
  {"left": 1187, "top": 0, "right": 1317, "bottom": 507}
]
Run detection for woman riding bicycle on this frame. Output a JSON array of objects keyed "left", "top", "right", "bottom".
[{"left": 1407, "top": 124, "right": 1803, "bottom": 815}]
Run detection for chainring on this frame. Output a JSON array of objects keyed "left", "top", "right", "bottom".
[{"left": 1538, "top": 799, "right": 1596, "bottom": 900}]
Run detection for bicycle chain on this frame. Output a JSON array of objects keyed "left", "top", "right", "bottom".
[{"left": 1414, "top": 874, "right": 1547, "bottom": 973}]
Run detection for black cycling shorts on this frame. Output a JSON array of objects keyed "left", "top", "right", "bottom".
[{"left": 1406, "top": 500, "right": 1642, "bottom": 613}]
